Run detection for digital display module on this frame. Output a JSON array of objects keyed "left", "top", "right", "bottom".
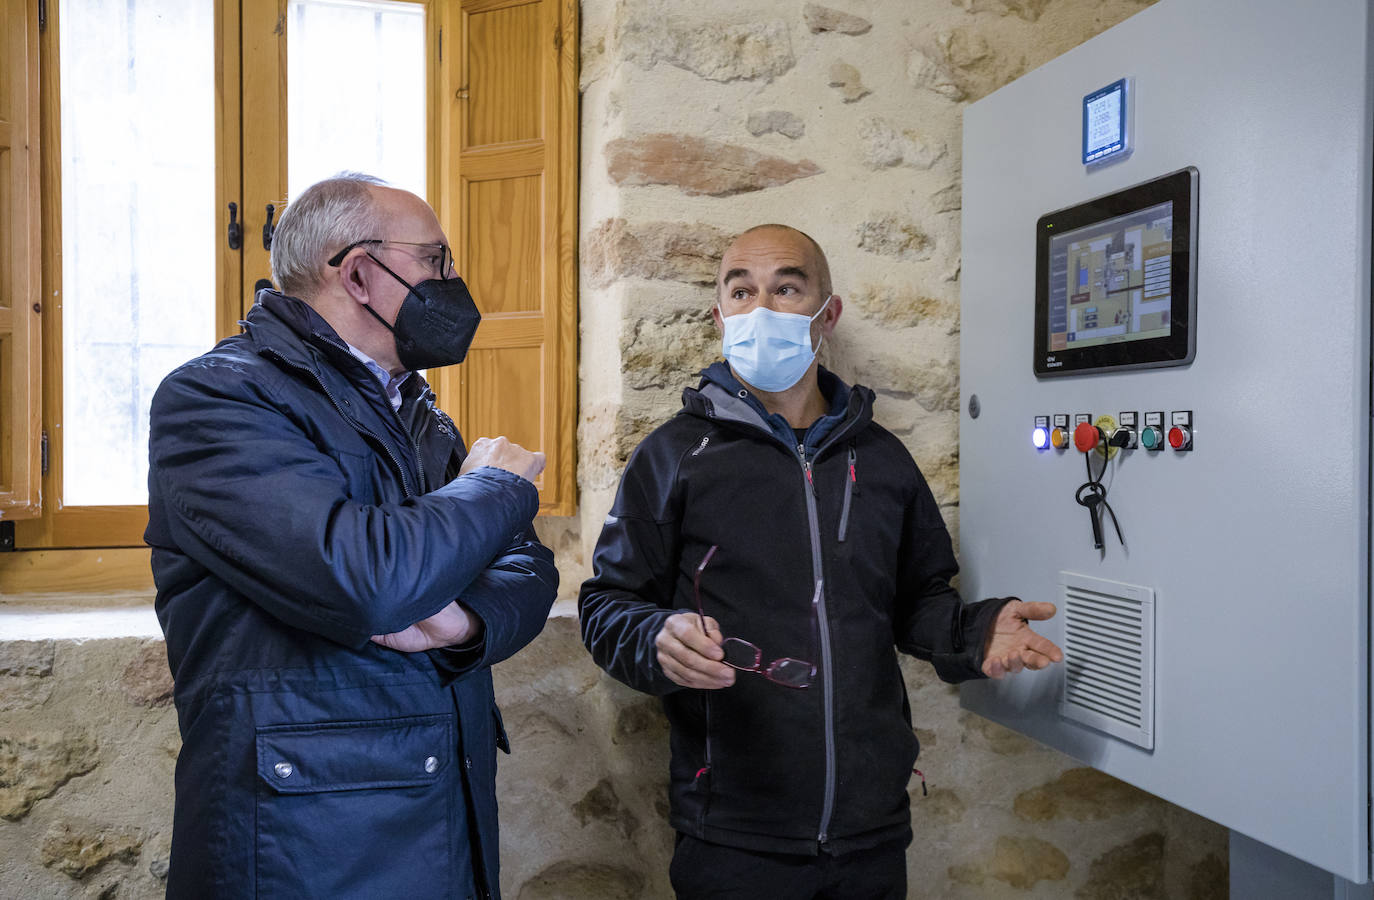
[
  {"left": 1034, "top": 168, "right": 1198, "bottom": 377},
  {"left": 1083, "top": 78, "right": 1131, "bottom": 165}
]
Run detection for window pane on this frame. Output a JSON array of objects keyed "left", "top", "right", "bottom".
[
  {"left": 59, "top": 0, "right": 216, "bottom": 506},
  {"left": 287, "top": 0, "right": 426, "bottom": 199}
]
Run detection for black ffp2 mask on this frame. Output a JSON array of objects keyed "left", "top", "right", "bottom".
[{"left": 361, "top": 253, "right": 482, "bottom": 371}]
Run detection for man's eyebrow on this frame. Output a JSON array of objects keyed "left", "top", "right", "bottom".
[{"left": 721, "top": 265, "right": 811, "bottom": 284}]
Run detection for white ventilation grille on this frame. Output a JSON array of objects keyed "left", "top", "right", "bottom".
[{"left": 1058, "top": 572, "right": 1155, "bottom": 750}]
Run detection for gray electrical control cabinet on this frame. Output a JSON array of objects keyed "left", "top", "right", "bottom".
[{"left": 959, "top": 0, "right": 1373, "bottom": 886}]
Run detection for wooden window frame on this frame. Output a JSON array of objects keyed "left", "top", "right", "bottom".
[{"left": 0, "top": 0, "right": 577, "bottom": 592}]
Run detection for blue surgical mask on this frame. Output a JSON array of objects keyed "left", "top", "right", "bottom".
[{"left": 719, "top": 295, "right": 833, "bottom": 392}]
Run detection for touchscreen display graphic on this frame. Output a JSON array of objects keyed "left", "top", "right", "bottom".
[{"left": 1048, "top": 201, "right": 1173, "bottom": 352}]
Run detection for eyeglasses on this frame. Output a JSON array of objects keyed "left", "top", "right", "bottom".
[
  {"left": 327, "top": 239, "right": 455, "bottom": 280},
  {"left": 693, "top": 544, "right": 816, "bottom": 690}
]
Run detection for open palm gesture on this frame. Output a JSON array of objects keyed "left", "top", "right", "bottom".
[{"left": 982, "top": 599, "right": 1063, "bottom": 678}]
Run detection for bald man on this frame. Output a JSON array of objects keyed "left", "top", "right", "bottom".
[
  {"left": 579, "top": 225, "right": 1061, "bottom": 899},
  {"left": 146, "top": 173, "right": 556, "bottom": 899}
]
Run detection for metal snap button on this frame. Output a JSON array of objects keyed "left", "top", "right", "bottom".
[
  {"left": 274, "top": 761, "right": 293, "bottom": 778},
  {"left": 464, "top": 755, "right": 473, "bottom": 770},
  {"left": 424, "top": 756, "right": 438, "bottom": 774}
]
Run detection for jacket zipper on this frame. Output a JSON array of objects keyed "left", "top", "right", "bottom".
[
  {"left": 412, "top": 437, "right": 427, "bottom": 492},
  {"left": 262, "top": 348, "right": 416, "bottom": 498},
  {"left": 796, "top": 442, "right": 837, "bottom": 846},
  {"left": 397, "top": 408, "right": 427, "bottom": 493},
  {"left": 837, "top": 445, "right": 856, "bottom": 542}
]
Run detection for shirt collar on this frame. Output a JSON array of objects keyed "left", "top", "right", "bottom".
[{"left": 345, "top": 343, "right": 412, "bottom": 412}]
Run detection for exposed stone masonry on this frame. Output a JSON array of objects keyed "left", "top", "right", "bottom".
[
  {"left": 605, "top": 134, "right": 822, "bottom": 196},
  {"left": 0, "top": 627, "right": 1228, "bottom": 899},
  {"left": 803, "top": 3, "right": 872, "bottom": 35}
]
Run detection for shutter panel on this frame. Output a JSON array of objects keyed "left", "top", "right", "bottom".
[{"left": 436, "top": 0, "right": 576, "bottom": 515}]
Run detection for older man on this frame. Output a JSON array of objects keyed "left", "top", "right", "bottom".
[
  {"left": 579, "top": 224, "right": 1062, "bottom": 899},
  {"left": 146, "top": 173, "right": 556, "bottom": 900}
]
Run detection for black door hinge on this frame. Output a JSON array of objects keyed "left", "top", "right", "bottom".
[
  {"left": 0, "top": 521, "right": 14, "bottom": 552},
  {"left": 41, "top": 429, "right": 48, "bottom": 477},
  {"left": 38, "top": 0, "right": 46, "bottom": 32}
]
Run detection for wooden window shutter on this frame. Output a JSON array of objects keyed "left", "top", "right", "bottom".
[
  {"left": 435, "top": 0, "right": 577, "bottom": 515},
  {"left": 0, "top": 0, "right": 42, "bottom": 521}
]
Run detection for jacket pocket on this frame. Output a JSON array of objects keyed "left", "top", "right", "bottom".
[{"left": 254, "top": 714, "right": 456, "bottom": 899}]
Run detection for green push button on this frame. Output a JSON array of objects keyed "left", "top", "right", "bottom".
[{"left": 1140, "top": 426, "right": 1162, "bottom": 450}]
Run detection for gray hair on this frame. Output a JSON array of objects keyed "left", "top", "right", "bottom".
[{"left": 270, "top": 171, "right": 389, "bottom": 299}]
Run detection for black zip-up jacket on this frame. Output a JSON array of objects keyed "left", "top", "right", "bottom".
[{"left": 579, "top": 364, "right": 1008, "bottom": 856}]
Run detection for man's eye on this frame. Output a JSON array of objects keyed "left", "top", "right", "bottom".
[{"left": 731, "top": 289, "right": 749, "bottom": 300}]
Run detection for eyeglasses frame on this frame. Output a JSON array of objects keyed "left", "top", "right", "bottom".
[
  {"left": 327, "top": 239, "right": 455, "bottom": 281},
  {"left": 693, "top": 544, "right": 817, "bottom": 690}
]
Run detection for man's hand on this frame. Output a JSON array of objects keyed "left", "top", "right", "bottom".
[
  {"left": 371, "top": 601, "right": 483, "bottom": 652},
  {"left": 981, "top": 599, "right": 1064, "bottom": 679},
  {"left": 656, "top": 613, "right": 736, "bottom": 690},
  {"left": 459, "top": 436, "right": 546, "bottom": 483}
]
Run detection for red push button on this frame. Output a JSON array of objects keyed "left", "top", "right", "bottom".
[
  {"left": 1168, "top": 426, "right": 1191, "bottom": 450},
  {"left": 1074, "top": 422, "right": 1101, "bottom": 453}
]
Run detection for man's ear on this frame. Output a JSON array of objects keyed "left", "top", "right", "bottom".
[
  {"left": 711, "top": 302, "right": 724, "bottom": 332},
  {"left": 820, "top": 295, "right": 843, "bottom": 336},
  {"left": 337, "top": 252, "right": 372, "bottom": 306}
]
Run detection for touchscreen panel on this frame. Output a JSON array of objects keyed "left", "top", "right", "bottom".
[{"left": 1034, "top": 168, "right": 1198, "bottom": 376}]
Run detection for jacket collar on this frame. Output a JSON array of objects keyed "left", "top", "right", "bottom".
[
  {"left": 245, "top": 289, "right": 438, "bottom": 422},
  {"left": 244, "top": 289, "right": 355, "bottom": 374},
  {"left": 683, "top": 361, "right": 874, "bottom": 453},
  {"left": 246, "top": 289, "right": 450, "bottom": 493}
]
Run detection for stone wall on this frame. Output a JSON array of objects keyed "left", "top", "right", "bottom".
[
  {"left": 0, "top": 620, "right": 1225, "bottom": 899},
  {"left": 0, "top": 0, "right": 1234, "bottom": 897},
  {"left": 0, "top": 637, "right": 178, "bottom": 898}
]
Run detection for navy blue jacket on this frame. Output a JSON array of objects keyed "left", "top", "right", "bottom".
[
  {"left": 146, "top": 291, "right": 557, "bottom": 899},
  {"left": 579, "top": 364, "right": 1007, "bottom": 856}
]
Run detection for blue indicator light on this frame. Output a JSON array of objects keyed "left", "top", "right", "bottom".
[{"left": 1032, "top": 427, "right": 1050, "bottom": 450}]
